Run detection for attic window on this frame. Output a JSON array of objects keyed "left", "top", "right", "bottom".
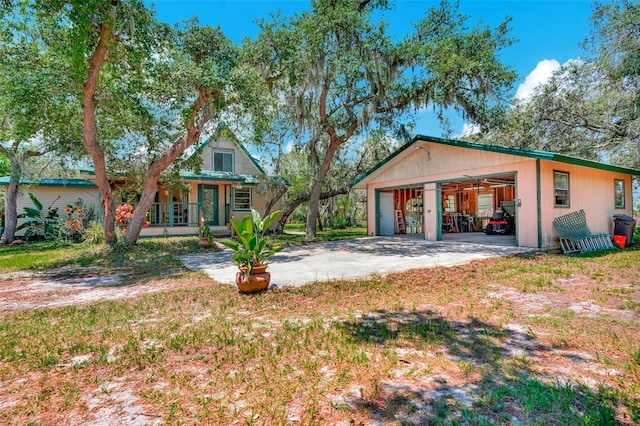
[{"left": 213, "top": 151, "right": 234, "bottom": 172}]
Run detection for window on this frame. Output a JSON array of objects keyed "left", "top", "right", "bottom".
[
  {"left": 234, "top": 187, "right": 251, "bottom": 210},
  {"left": 554, "top": 171, "right": 570, "bottom": 207},
  {"left": 614, "top": 179, "right": 625, "bottom": 208},
  {"left": 213, "top": 151, "right": 233, "bottom": 172},
  {"left": 443, "top": 195, "right": 455, "bottom": 212},
  {"left": 477, "top": 194, "right": 494, "bottom": 217}
]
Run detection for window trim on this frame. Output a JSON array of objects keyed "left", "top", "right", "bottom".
[
  {"left": 233, "top": 187, "right": 252, "bottom": 211},
  {"left": 553, "top": 170, "right": 570, "bottom": 208},
  {"left": 212, "top": 150, "right": 234, "bottom": 173},
  {"left": 614, "top": 179, "right": 625, "bottom": 209}
]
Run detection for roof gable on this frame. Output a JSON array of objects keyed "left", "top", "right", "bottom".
[
  {"left": 352, "top": 134, "right": 640, "bottom": 187},
  {"left": 193, "top": 124, "right": 266, "bottom": 176}
]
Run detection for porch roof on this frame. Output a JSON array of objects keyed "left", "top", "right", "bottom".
[
  {"left": 78, "top": 167, "right": 261, "bottom": 185},
  {"left": 179, "top": 170, "right": 260, "bottom": 184},
  {"left": 0, "top": 177, "right": 97, "bottom": 188}
]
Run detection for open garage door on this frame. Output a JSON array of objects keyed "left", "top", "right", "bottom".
[{"left": 440, "top": 174, "right": 517, "bottom": 246}]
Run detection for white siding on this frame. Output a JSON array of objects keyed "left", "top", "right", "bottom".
[
  {"left": 201, "top": 138, "right": 262, "bottom": 175},
  {"left": 12, "top": 186, "right": 100, "bottom": 235}
]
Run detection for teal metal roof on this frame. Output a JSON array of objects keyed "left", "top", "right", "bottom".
[
  {"left": 179, "top": 170, "right": 260, "bottom": 184},
  {"left": 0, "top": 177, "right": 97, "bottom": 188},
  {"left": 351, "top": 134, "right": 640, "bottom": 187},
  {"left": 78, "top": 167, "right": 286, "bottom": 186}
]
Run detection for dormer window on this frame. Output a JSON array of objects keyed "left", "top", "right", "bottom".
[{"left": 213, "top": 151, "right": 234, "bottom": 172}]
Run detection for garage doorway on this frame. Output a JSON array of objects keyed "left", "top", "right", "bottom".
[{"left": 440, "top": 174, "right": 517, "bottom": 246}]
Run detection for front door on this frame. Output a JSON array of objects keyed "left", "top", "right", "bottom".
[
  {"left": 199, "top": 185, "right": 219, "bottom": 225},
  {"left": 379, "top": 191, "right": 394, "bottom": 235}
]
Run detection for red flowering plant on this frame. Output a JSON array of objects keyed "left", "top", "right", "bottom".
[
  {"left": 115, "top": 203, "right": 149, "bottom": 234},
  {"left": 60, "top": 199, "right": 96, "bottom": 242}
]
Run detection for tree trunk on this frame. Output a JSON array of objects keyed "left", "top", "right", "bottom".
[
  {"left": 81, "top": 9, "right": 118, "bottom": 245},
  {"left": 0, "top": 170, "right": 19, "bottom": 244},
  {"left": 277, "top": 187, "right": 349, "bottom": 233},
  {"left": 305, "top": 137, "right": 343, "bottom": 239},
  {"left": 305, "top": 73, "right": 358, "bottom": 239},
  {"left": 123, "top": 175, "right": 158, "bottom": 244},
  {"left": 93, "top": 159, "right": 117, "bottom": 245},
  {"left": 305, "top": 178, "right": 322, "bottom": 239},
  {"left": 0, "top": 145, "right": 47, "bottom": 244},
  {"left": 263, "top": 177, "right": 288, "bottom": 216},
  {"left": 122, "top": 93, "right": 213, "bottom": 244}
]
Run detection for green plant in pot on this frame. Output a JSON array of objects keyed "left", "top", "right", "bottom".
[
  {"left": 220, "top": 209, "right": 283, "bottom": 292},
  {"left": 198, "top": 222, "right": 215, "bottom": 247}
]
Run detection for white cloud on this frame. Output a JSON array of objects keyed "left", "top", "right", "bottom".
[
  {"left": 515, "top": 59, "right": 561, "bottom": 101},
  {"left": 453, "top": 122, "right": 480, "bottom": 139},
  {"left": 462, "top": 122, "right": 480, "bottom": 137},
  {"left": 283, "top": 140, "right": 294, "bottom": 154}
]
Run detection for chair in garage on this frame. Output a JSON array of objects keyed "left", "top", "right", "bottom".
[
  {"left": 442, "top": 214, "right": 453, "bottom": 233},
  {"left": 405, "top": 215, "right": 421, "bottom": 233}
]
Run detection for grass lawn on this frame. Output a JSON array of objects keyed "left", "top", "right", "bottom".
[{"left": 0, "top": 235, "right": 638, "bottom": 424}]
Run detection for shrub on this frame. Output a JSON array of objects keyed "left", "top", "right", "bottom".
[
  {"left": 16, "top": 193, "right": 60, "bottom": 240},
  {"left": 59, "top": 199, "right": 96, "bottom": 242},
  {"left": 115, "top": 203, "right": 149, "bottom": 234},
  {"left": 84, "top": 221, "right": 105, "bottom": 245}
]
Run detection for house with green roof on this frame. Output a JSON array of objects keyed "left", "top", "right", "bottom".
[
  {"left": 1, "top": 126, "right": 284, "bottom": 237},
  {"left": 352, "top": 135, "right": 639, "bottom": 249}
]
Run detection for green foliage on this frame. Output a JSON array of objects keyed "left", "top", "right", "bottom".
[
  {"left": 59, "top": 199, "right": 96, "bottom": 243},
  {"left": 16, "top": 192, "right": 60, "bottom": 240},
  {"left": 249, "top": 0, "right": 515, "bottom": 236},
  {"left": 483, "top": 0, "right": 640, "bottom": 169},
  {"left": 84, "top": 221, "right": 105, "bottom": 245},
  {"left": 220, "top": 209, "right": 284, "bottom": 276},
  {"left": 0, "top": 154, "right": 9, "bottom": 176},
  {"left": 198, "top": 222, "right": 214, "bottom": 245}
]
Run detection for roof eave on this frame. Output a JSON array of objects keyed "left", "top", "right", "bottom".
[{"left": 351, "top": 134, "right": 640, "bottom": 188}]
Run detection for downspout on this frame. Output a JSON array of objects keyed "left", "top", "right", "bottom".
[
  {"left": 536, "top": 159, "right": 542, "bottom": 248},
  {"left": 374, "top": 190, "right": 380, "bottom": 236},
  {"left": 436, "top": 183, "right": 442, "bottom": 241}
]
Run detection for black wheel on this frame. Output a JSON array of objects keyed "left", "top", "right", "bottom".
[{"left": 485, "top": 224, "right": 494, "bottom": 235}]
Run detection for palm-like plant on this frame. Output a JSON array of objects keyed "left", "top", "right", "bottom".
[
  {"left": 220, "top": 209, "right": 283, "bottom": 276},
  {"left": 17, "top": 193, "right": 60, "bottom": 240}
]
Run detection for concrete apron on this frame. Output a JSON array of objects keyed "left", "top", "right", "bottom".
[{"left": 179, "top": 236, "right": 536, "bottom": 288}]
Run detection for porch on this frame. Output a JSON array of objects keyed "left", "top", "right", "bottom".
[
  {"left": 120, "top": 201, "right": 232, "bottom": 237},
  {"left": 140, "top": 225, "right": 231, "bottom": 238}
]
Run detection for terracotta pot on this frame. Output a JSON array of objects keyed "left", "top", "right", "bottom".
[
  {"left": 198, "top": 237, "right": 212, "bottom": 247},
  {"left": 236, "top": 270, "right": 270, "bottom": 294},
  {"left": 251, "top": 264, "right": 269, "bottom": 274},
  {"left": 239, "top": 264, "right": 269, "bottom": 275}
]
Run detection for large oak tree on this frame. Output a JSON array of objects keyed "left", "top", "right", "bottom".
[
  {"left": 249, "top": 0, "right": 516, "bottom": 239},
  {"left": 7, "top": 1, "right": 266, "bottom": 245}
]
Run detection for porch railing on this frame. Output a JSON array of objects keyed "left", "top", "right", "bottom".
[{"left": 118, "top": 202, "right": 202, "bottom": 227}]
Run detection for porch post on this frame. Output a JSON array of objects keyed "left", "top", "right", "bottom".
[{"left": 169, "top": 186, "right": 174, "bottom": 227}]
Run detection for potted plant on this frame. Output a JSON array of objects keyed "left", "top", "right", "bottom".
[
  {"left": 198, "top": 221, "right": 215, "bottom": 247},
  {"left": 220, "top": 209, "right": 283, "bottom": 293}
]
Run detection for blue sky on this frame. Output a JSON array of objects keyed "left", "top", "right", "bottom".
[{"left": 149, "top": 0, "right": 597, "bottom": 137}]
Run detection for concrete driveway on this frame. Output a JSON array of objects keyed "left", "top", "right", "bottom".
[{"left": 179, "top": 235, "right": 536, "bottom": 288}]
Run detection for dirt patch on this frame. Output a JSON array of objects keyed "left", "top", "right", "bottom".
[
  {"left": 0, "top": 268, "right": 192, "bottom": 311},
  {"left": 1, "top": 254, "right": 638, "bottom": 425}
]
